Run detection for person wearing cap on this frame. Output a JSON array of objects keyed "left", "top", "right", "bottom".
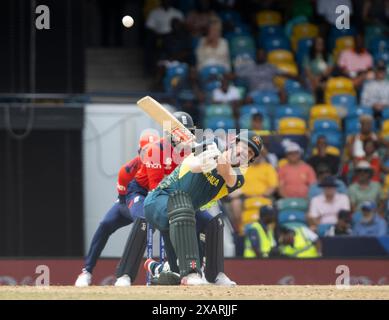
[
  {"left": 308, "top": 176, "right": 351, "bottom": 230},
  {"left": 361, "top": 62, "right": 389, "bottom": 115},
  {"left": 334, "top": 209, "right": 353, "bottom": 236},
  {"left": 278, "top": 142, "right": 317, "bottom": 198},
  {"left": 352, "top": 201, "right": 387, "bottom": 236},
  {"left": 345, "top": 114, "right": 379, "bottom": 160},
  {"left": 308, "top": 163, "right": 347, "bottom": 199},
  {"left": 277, "top": 224, "right": 321, "bottom": 258},
  {"left": 243, "top": 206, "right": 277, "bottom": 258},
  {"left": 348, "top": 160, "right": 383, "bottom": 211}
]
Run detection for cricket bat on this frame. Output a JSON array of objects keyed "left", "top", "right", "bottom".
[{"left": 137, "top": 96, "right": 196, "bottom": 144}]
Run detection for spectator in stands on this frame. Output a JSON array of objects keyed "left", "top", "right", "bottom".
[
  {"left": 277, "top": 225, "right": 321, "bottom": 258},
  {"left": 307, "top": 135, "right": 340, "bottom": 176},
  {"left": 337, "top": 34, "right": 373, "bottom": 90},
  {"left": 212, "top": 74, "right": 241, "bottom": 119},
  {"left": 308, "top": 176, "right": 351, "bottom": 230},
  {"left": 352, "top": 201, "right": 387, "bottom": 236},
  {"left": 186, "top": 0, "right": 218, "bottom": 37},
  {"left": 308, "top": 163, "right": 347, "bottom": 199},
  {"left": 243, "top": 206, "right": 277, "bottom": 258},
  {"left": 348, "top": 161, "right": 383, "bottom": 211},
  {"left": 229, "top": 150, "right": 279, "bottom": 232},
  {"left": 303, "top": 37, "right": 334, "bottom": 102},
  {"left": 342, "top": 138, "right": 382, "bottom": 184},
  {"left": 278, "top": 143, "right": 317, "bottom": 198},
  {"left": 361, "top": 62, "right": 389, "bottom": 119},
  {"left": 334, "top": 209, "right": 353, "bottom": 235},
  {"left": 195, "top": 18, "right": 231, "bottom": 72},
  {"left": 345, "top": 114, "right": 379, "bottom": 161},
  {"left": 144, "top": 0, "right": 184, "bottom": 74},
  {"left": 235, "top": 49, "right": 291, "bottom": 97}
]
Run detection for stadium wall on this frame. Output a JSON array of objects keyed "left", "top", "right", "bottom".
[{"left": 1, "top": 259, "right": 389, "bottom": 285}]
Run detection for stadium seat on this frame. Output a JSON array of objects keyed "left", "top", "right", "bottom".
[
  {"left": 256, "top": 10, "right": 282, "bottom": 27},
  {"left": 229, "top": 35, "right": 256, "bottom": 59},
  {"left": 333, "top": 36, "right": 355, "bottom": 59},
  {"left": 240, "top": 104, "right": 269, "bottom": 117},
  {"left": 267, "top": 49, "right": 294, "bottom": 64},
  {"left": 365, "top": 25, "right": 387, "bottom": 48},
  {"left": 328, "top": 25, "right": 356, "bottom": 50},
  {"left": 285, "top": 16, "right": 308, "bottom": 38},
  {"left": 312, "top": 119, "right": 340, "bottom": 132},
  {"left": 374, "top": 51, "right": 389, "bottom": 64},
  {"left": 258, "top": 25, "right": 284, "bottom": 46},
  {"left": 278, "top": 117, "right": 307, "bottom": 135},
  {"left": 239, "top": 113, "right": 272, "bottom": 130},
  {"left": 163, "top": 63, "right": 189, "bottom": 92},
  {"left": 205, "top": 104, "right": 233, "bottom": 117},
  {"left": 288, "top": 91, "right": 315, "bottom": 108},
  {"left": 263, "top": 36, "right": 290, "bottom": 52},
  {"left": 325, "top": 77, "right": 356, "bottom": 103},
  {"left": 368, "top": 37, "right": 389, "bottom": 54},
  {"left": 274, "top": 105, "right": 304, "bottom": 127},
  {"left": 345, "top": 117, "right": 362, "bottom": 135},
  {"left": 291, "top": 23, "right": 318, "bottom": 51},
  {"left": 277, "top": 197, "right": 308, "bottom": 212},
  {"left": 284, "top": 79, "right": 302, "bottom": 95},
  {"left": 204, "top": 116, "right": 235, "bottom": 131},
  {"left": 331, "top": 94, "right": 357, "bottom": 117},
  {"left": 317, "top": 224, "right": 334, "bottom": 237},
  {"left": 219, "top": 10, "right": 242, "bottom": 25},
  {"left": 311, "top": 131, "right": 343, "bottom": 149},
  {"left": 273, "top": 62, "right": 298, "bottom": 76},
  {"left": 296, "top": 38, "right": 314, "bottom": 68},
  {"left": 199, "top": 65, "right": 226, "bottom": 82},
  {"left": 309, "top": 104, "right": 340, "bottom": 128},
  {"left": 249, "top": 90, "right": 280, "bottom": 106},
  {"left": 278, "top": 210, "right": 306, "bottom": 225},
  {"left": 346, "top": 106, "right": 373, "bottom": 119},
  {"left": 381, "top": 120, "right": 389, "bottom": 137}
]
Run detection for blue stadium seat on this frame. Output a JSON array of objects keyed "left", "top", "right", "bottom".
[
  {"left": 278, "top": 210, "right": 306, "bottom": 225},
  {"left": 296, "top": 38, "right": 314, "bottom": 68},
  {"left": 311, "top": 131, "right": 343, "bottom": 148},
  {"left": 263, "top": 36, "right": 290, "bottom": 52},
  {"left": 277, "top": 198, "right": 308, "bottom": 212},
  {"left": 346, "top": 106, "right": 373, "bottom": 119},
  {"left": 229, "top": 35, "right": 256, "bottom": 59},
  {"left": 240, "top": 104, "right": 269, "bottom": 117},
  {"left": 382, "top": 108, "right": 389, "bottom": 120},
  {"left": 317, "top": 224, "right": 334, "bottom": 237},
  {"left": 249, "top": 90, "right": 280, "bottom": 106},
  {"left": 284, "top": 79, "right": 302, "bottom": 95},
  {"left": 374, "top": 51, "right": 389, "bottom": 64},
  {"left": 219, "top": 10, "right": 242, "bottom": 24},
  {"left": 239, "top": 113, "right": 272, "bottom": 130},
  {"left": 274, "top": 105, "right": 304, "bottom": 128},
  {"left": 369, "top": 37, "right": 389, "bottom": 54},
  {"left": 345, "top": 117, "right": 361, "bottom": 135},
  {"left": 163, "top": 63, "right": 189, "bottom": 92},
  {"left": 288, "top": 91, "right": 315, "bottom": 108},
  {"left": 204, "top": 116, "right": 235, "bottom": 131},
  {"left": 258, "top": 25, "right": 284, "bottom": 46},
  {"left": 312, "top": 119, "right": 340, "bottom": 132},
  {"left": 199, "top": 65, "right": 226, "bottom": 82}
]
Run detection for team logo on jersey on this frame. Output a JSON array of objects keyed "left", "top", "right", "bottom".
[
  {"left": 181, "top": 116, "right": 188, "bottom": 125},
  {"left": 190, "top": 260, "right": 197, "bottom": 269},
  {"left": 145, "top": 162, "right": 162, "bottom": 169}
]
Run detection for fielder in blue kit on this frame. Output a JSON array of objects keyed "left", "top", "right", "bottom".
[{"left": 144, "top": 131, "right": 263, "bottom": 285}]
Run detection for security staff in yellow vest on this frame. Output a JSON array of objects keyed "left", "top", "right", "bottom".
[
  {"left": 244, "top": 206, "right": 277, "bottom": 258},
  {"left": 278, "top": 224, "right": 321, "bottom": 258}
]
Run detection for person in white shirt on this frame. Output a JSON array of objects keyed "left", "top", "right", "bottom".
[
  {"left": 146, "top": 0, "right": 184, "bottom": 35},
  {"left": 361, "top": 63, "right": 389, "bottom": 113},
  {"left": 212, "top": 75, "right": 241, "bottom": 104},
  {"left": 308, "top": 176, "right": 351, "bottom": 229},
  {"left": 195, "top": 18, "right": 231, "bottom": 72}
]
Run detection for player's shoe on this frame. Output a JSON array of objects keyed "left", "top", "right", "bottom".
[
  {"left": 152, "top": 271, "right": 181, "bottom": 285},
  {"left": 181, "top": 272, "right": 207, "bottom": 286},
  {"left": 214, "top": 272, "right": 236, "bottom": 286},
  {"left": 75, "top": 269, "right": 92, "bottom": 287},
  {"left": 114, "top": 275, "right": 131, "bottom": 287}
]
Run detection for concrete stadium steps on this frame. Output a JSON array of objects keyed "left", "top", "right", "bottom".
[{"left": 86, "top": 48, "right": 152, "bottom": 92}]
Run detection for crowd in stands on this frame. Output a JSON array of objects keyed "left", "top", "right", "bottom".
[{"left": 142, "top": 0, "right": 389, "bottom": 257}]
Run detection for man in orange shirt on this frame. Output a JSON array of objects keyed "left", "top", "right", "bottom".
[{"left": 278, "top": 143, "right": 317, "bottom": 198}]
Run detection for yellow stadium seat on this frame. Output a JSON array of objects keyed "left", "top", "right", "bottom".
[
  {"left": 383, "top": 174, "right": 389, "bottom": 195},
  {"left": 333, "top": 36, "right": 355, "bottom": 60},
  {"left": 256, "top": 10, "right": 282, "bottom": 26},
  {"left": 273, "top": 75, "right": 286, "bottom": 89},
  {"left": 311, "top": 146, "right": 340, "bottom": 156},
  {"left": 267, "top": 49, "right": 294, "bottom": 64},
  {"left": 278, "top": 117, "right": 307, "bottom": 135},
  {"left": 381, "top": 120, "right": 389, "bottom": 137},
  {"left": 325, "top": 77, "right": 356, "bottom": 103},
  {"left": 309, "top": 104, "right": 340, "bottom": 128},
  {"left": 273, "top": 62, "right": 298, "bottom": 76},
  {"left": 241, "top": 197, "right": 272, "bottom": 234},
  {"left": 291, "top": 23, "right": 318, "bottom": 51}
]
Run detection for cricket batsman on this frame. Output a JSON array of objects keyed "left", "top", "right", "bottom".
[
  {"left": 143, "top": 131, "right": 263, "bottom": 285},
  {"left": 75, "top": 112, "right": 195, "bottom": 287}
]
